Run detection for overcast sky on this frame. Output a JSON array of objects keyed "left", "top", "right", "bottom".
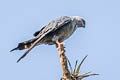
[{"left": 0, "top": 0, "right": 120, "bottom": 80}]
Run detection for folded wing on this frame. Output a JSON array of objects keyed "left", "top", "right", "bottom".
[{"left": 17, "top": 16, "right": 71, "bottom": 62}]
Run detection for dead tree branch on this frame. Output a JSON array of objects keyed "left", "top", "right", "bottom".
[
  {"left": 57, "top": 43, "right": 71, "bottom": 80},
  {"left": 56, "top": 43, "right": 99, "bottom": 80}
]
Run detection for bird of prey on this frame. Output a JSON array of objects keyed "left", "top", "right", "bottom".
[{"left": 10, "top": 16, "right": 85, "bottom": 62}]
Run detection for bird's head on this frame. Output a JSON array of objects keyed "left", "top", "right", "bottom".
[{"left": 71, "top": 16, "right": 86, "bottom": 28}]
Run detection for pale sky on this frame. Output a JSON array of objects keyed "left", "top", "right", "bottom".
[{"left": 0, "top": 0, "right": 120, "bottom": 80}]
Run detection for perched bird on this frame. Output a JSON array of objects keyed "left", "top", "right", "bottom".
[{"left": 10, "top": 16, "right": 85, "bottom": 62}]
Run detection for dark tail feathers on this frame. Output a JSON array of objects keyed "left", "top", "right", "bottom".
[{"left": 10, "top": 38, "right": 37, "bottom": 52}]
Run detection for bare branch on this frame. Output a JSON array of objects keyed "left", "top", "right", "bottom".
[
  {"left": 56, "top": 42, "right": 99, "bottom": 80},
  {"left": 57, "top": 42, "right": 71, "bottom": 80}
]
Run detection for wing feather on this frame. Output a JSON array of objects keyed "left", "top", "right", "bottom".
[{"left": 34, "top": 16, "right": 71, "bottom": 37}]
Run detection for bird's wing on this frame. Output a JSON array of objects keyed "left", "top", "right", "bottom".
[
  {"left": 33, "top": 26, "right": 45, "bottom": 37},
  {"left": 33, "top": 16, "right": 71, "bottom": 37},
  {"left": 17, "top": 16, "right": 71, "bottom": 62}
]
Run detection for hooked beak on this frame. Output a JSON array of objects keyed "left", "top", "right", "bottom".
[
  {"left": 81, "top": 18, "right": 86, "bottom": 28},
  {"left": 82, "top": 25, "right": 85, "bottom": 28}
]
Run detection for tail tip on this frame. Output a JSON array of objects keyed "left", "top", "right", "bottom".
[{"left": 10, "top": 47, "right": 18, "bottom": 52}]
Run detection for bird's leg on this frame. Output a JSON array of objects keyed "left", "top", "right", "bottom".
[{"left": 56, "top": 41, "right": 64, "bottom": 49}]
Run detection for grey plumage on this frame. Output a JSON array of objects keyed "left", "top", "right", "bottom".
[{"left": 10, "top": 16, "right": 85, "bottom": 62}]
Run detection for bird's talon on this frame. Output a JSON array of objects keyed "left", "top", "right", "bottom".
[{"left": 56, "top": 41, "right": 64, "bottom": 49}]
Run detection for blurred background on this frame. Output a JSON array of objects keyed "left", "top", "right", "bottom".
[{"left": 0, "top": 0, "right": 120, "bottom": 80}]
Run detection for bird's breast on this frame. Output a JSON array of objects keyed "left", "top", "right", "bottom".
[{"left": 58, "top": 24, "right": 76, "bottom": 42}]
